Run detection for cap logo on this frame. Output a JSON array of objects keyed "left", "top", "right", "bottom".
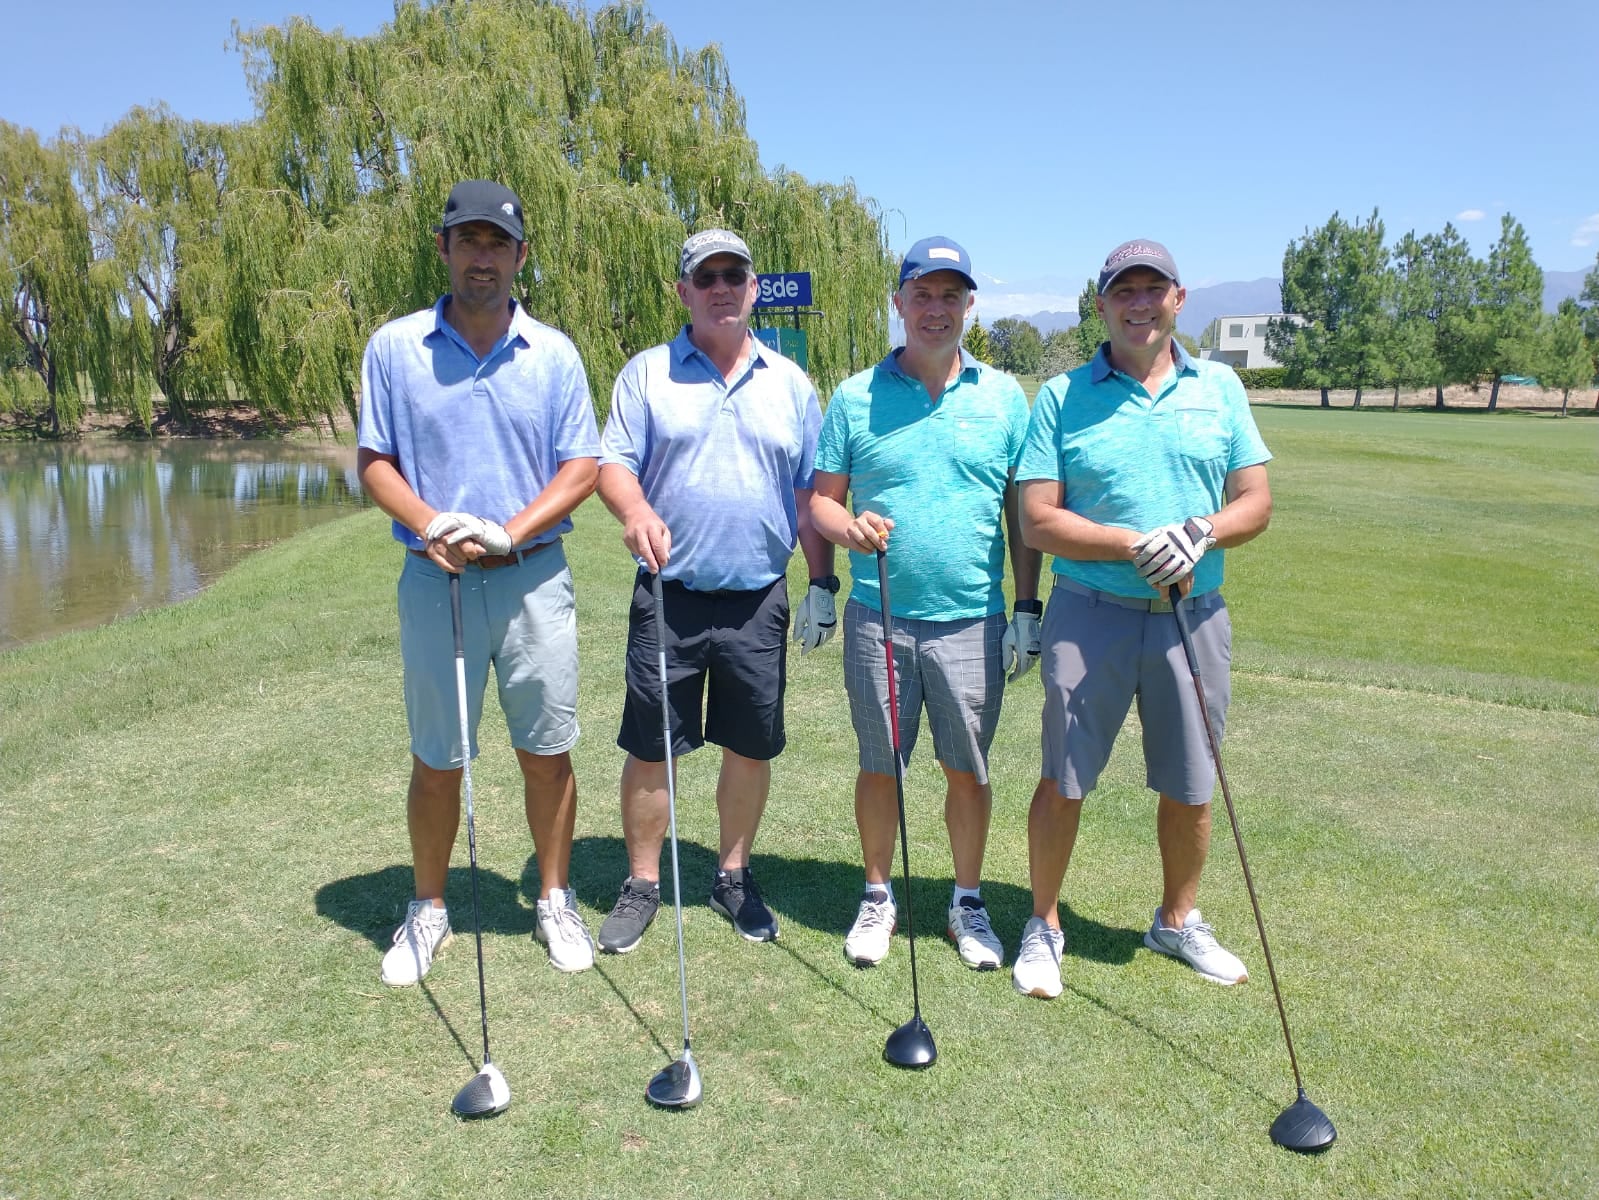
[
  {"left": 1107, "top": 242, "right": 1158, "bottom": 266},
  {"left": 928, "top": 247, "right": 960, "bottom": 262},
  {"left": 501, "top": 203, "right": 515, "bottom": 216}
]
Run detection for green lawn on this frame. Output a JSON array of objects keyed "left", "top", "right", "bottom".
[{"left": 2, "top": 408, "right": 1595, "bottom": 1198}]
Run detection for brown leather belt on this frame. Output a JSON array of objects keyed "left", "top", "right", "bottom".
[{"left": 409, "top": 538, "right": 559, "bottom": 570}]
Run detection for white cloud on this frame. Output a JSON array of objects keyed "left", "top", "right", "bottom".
[
  {"left": 1456, "top": 209, "right": 1487, "bottom": 222},
  {"left": 1571, "top": 212, "right": 1599, "bottom": 248}
]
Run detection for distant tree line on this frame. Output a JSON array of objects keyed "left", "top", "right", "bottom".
[
  {"left": 0, "top": 0, "right": 894, "bottom": 438},
  {"left": 1267, "top": 211, "right": 1599, "bottom": 414},
  {"left": 968, "top": 277, "right": 1198, "bottom": 379}
]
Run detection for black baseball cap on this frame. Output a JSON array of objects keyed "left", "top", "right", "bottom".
[
  {"left": 438, "top": 180, "right": 525, "bottom": 242},
  {"left": 1097, "top": 239, "right": 1180, "bottom": 293}
]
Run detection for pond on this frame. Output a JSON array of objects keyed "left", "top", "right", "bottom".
[{"left": 0, "top": 439, "right": 369, "bottom": 650}]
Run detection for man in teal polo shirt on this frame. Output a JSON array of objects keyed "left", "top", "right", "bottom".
[
  {"left": 810, "top": 236, "right": 1043, "bottom": 972},
  {"left": 358, "top": 180, "right": 601, "bottom": 986},
  {"left": 1011, "top": 238, "right": 1273, "bottom": 999}
]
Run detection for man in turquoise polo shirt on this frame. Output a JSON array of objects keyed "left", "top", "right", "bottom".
[
  {"left": 1011, "top": 239, "right": 1273, "bottom": 1000},
  {"left": 358, "top": 180, "right": 602, "bottom": 986},
  {"left": 810, "top": 236, "right": 1043, "bottom": 972}
]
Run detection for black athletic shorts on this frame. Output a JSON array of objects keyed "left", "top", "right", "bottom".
[{"left": 618, "top": 571, "right": 790, "bottom": 762}]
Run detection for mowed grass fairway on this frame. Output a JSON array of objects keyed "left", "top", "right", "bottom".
[{"left": 2, "top": 407, "right": 1595, "bottom": 1199}]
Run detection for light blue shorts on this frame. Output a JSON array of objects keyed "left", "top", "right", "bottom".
[
  {"left": 397, "top": 542, "right": 579, "bottom": 770},
  {"left": 842, "top": 598, "right": 1005, "bottom": 783},
  {"left": 1039, "top": 579, "right": 1231, "bottom": 805}
]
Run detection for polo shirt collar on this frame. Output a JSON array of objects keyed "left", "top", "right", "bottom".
[
  {"left": 1089, "top": 338, "right": 1197, "bottom": 384},
  {"left": 671, "top": 325, "right": 767, "bottom": 375},
  {"left": 880, "top": 346, "right": 981, "bottom": 381},
  {"left": 429, "top": 296, "right": 534, "bottom": 359}
]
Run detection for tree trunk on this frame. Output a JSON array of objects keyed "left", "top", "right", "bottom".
[
  {"left": 1488, "top": 375, "right": 1500, "bottom": 411},
  {"left": 1320, "top": 386, "right": 1330, "bottom": 407},
  {"left": 1393, "top": 384, "right": 1400, "bottom": 410},
  {"left": 1435, "top": 384, "right": 1445, "bottom": 410},
  {"left": 1561, "top": 389, "right": 1570, "bottom": 416},
  {"left": 1353, "top": 385, "right": 1363, "bottom": 408}
]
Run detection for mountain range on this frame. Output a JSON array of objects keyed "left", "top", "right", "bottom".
[{"left": 975, "top": 269, "right": 1590, "bottom": 338}]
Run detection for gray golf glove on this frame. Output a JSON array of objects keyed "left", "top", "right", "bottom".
[
  {"left": 1131, "top": 516, "right": 1216, "bottom": 588},
  {"left": 793, "top": 583, "right": 838, "bottom": 655},
  {"left": 425, "top": 511, "right": 514, "bottom": 557},
  {"left": 1001, "top": 607, "right": 1041, "bottom": 682}
]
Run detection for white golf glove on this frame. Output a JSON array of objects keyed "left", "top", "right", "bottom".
[
  {"left": 424, "top": 511, "right": 514, "bottom": 557},
  {"left": 793, "top": 582, "right": 838, "bottom": 655},
  {"left": 1131, "top": 516, "right": 1216, "bottom": 588},
  {"left": 1001, "top": 606, "right": 1042, "bottom": 682}
]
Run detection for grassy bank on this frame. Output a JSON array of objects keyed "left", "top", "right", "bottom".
[{"left": 2, "top": 408, "right": 1595, "bottom": 1198}]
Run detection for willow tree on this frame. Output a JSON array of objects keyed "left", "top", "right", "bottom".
[
  {"left": 226, "top": 0, "right": 890, "bottom": 423},
  {"left": 0, "top": 122, "right": 100, "bottom": 436},
  {"left": 73, "top": 107, "right": 237, "bottom": 431}
]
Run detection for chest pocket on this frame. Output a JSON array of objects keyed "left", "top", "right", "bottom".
[
  {"left": 1175, "top": 405, "right": 1228, "bottom": 465},
  {"left": 939, "top": 411, "right": 1011, "bottom": 468}
]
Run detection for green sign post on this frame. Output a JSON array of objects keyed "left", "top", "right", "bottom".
[{"left": 753, "top": 326, "right": 808, "bottom": 369}]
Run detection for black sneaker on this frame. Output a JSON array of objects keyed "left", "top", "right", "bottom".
[
  {"left": 710, "top": 866, "right": 779, "bottom": 942},
  {"left": 598, "top": 877, "right": 660, "bottom": 954}
]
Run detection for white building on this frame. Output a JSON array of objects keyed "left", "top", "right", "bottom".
[{"left": 1199, "top": 314, "right": 1304, "bottom": 369}]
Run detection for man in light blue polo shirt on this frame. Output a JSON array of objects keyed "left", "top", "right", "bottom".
[
  {"left": 358, "top": 180, "right": 601, "bottom": 986},
  {"left": 810, "top": 236, "right": 1043, "bottom": 972},
  {"left": 1011, "top": 238, "right": 1273, "bottom": 1000},
  {"left": 594, "top": 228, "right": 835, "bottom": 952}
]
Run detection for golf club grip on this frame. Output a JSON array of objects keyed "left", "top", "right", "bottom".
[
  {"left": 1167, "top": 585, "right": 1201, "bottom": 674},
  {"left": 451, "top": 570, "right": 465, "bottom": 658}
]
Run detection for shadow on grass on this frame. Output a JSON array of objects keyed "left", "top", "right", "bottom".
[{"left": 314, "top": 863, "right": 538, "bottom": 950}]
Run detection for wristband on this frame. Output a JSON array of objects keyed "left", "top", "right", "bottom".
[
  {"left": 1013, "top": 599, "right": 1043, "bottom": 616},
  {"left": 810, "top": 575, "right": 841, "bottom": 594}
]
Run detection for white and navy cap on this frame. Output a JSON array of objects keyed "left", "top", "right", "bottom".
[
  {"left": 1097, "top": 239, "right": 1180, "bottom": 292},
  {"left": 899, "top": 236, "right": 977, "bottom": 291},
  {"left": 680, "top": 229, "right": 753, "bottom": 277},
  {"left": 438, "top": 180, "right": 525, "bottom": 242}
]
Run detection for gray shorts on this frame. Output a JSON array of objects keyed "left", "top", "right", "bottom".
[
  {"left": 842, "top": 598, "right": 1004, "bottom": 782},
  {"left": 398, "top": 542, "right": 579, "bottom": 770},
  {"left": 1039, "top": 578, "right": 1231, "bottom": 805}
]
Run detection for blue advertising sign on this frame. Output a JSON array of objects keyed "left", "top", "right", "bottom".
[
  {"left": 753, "top": 326, "right": 808, "bottom": 369},
  {"left": 754, "top": 272, "right": 813, "bottom": 308}
]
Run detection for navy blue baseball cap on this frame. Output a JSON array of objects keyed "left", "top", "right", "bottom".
[
  {"left": 438, "top": 180, "right": 525, "bottom": 242},
  {"left": 899, "top": 236, "right": 977, "bottom": 291},
  {"left": 1097, "top": 239, "right": 1180, "bottom": 292}
]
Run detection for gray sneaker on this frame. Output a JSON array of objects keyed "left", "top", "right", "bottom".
[
  {"left": 1012, "top": 916, "right": 1064, "bottom": 999},
  {"left": 1144, "top": 907, "right": 1248, "bottom": 985},
  {"left": 710, "top": 866, "right": 779, "bottom": 942},
  {"left": 598, "top": 878, "right": 660, "bottom": 954}
]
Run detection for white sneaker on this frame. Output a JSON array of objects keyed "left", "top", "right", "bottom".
[
  {"left": 946, "top": 896, "right": 1003, "bottom": 970},
  {"left": 381, "top": 900, "right": 452, "bottom": 987},
  {"left": 1012, "top": 916, "right": 1065, "bottom": 999},
  {"left": 843, "top": 892, "right": 897, "bottom": 966},
  {"left": 536, "top": 891, "right": 596, "bottom": 973},
  {"left": 1143, "top": 907, "right": 1248, "bottom": 985}
]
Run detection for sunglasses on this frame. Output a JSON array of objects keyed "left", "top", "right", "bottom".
[{"left": 690, "top": 266, "right": 750, "bottom": 289}]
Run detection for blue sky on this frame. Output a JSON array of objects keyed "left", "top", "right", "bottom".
[{"left": 4, "top": 0, "right": 1595, "bottom": 316}]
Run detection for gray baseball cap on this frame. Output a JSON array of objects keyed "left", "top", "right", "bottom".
[
  {"left": 439, "top": 180, "right": 524, "bottom": 242},
  {"left": 1097, "top": 239, "right": 1180, "bottom": 292},
  {"left": 680, "top": 229, "right": 753, "bottom": 277}
]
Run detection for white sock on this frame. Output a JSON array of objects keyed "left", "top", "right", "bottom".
[
  {"left": 865, "top": 880, "right": 895, "bottom": 905},
  {"left": 544, "top": 887, "right": 569, "bottom": 908},
  {"left": 953, "top": 885, "right": 982, "bottom": 907}
]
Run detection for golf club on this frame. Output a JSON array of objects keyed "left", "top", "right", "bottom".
[
  {"left": 1168, "top": 584, "right": 1335, "bottom": 1153},
  {"left": 877, "top": 547, "right": 937, "bottom": 1069},
  {"left": 447, "top": 571, "right": 511, "bottom": 1120},
  {"left": 645, "top": 568, "right": 703, "bottom": 1109}
]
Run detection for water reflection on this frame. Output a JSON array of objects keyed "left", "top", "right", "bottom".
[{"left": 0, "top": 440, "right": 369, "bottom": 649}]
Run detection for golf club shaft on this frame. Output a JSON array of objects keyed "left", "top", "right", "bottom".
[
  {"left": 876, "top": 549, "right": 922, "bottom": 1018},
  {"left": 450, "top": 572, "right": 493, "bottom": 1067},
  {"left": 1168, "top": 585, "right": 1304, "bottom": 1093},
  {"left": 653, "top": 570, "right": 692, "bottom": 1054}
]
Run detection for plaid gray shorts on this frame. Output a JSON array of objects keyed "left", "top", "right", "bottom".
[{"left": 841, "top": 598, "right": 1004, "bottom": 782}]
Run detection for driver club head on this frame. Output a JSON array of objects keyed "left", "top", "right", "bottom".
[
  {"left": 451, "top": 1061, "right": 511, "bottom": 1119},
  {"left": 883, "top": 1015, "right": 937, "bottom": 1069},
  {"left": 645, "top": 1050, "right": 703, "bottom": 1109},
  {"left": 1269, "top": 1090, "right": 1337, "bottom": 1153}
]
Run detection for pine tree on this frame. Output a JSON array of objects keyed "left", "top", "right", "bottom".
[
  {"left": 962, "top": 318, "right": 989, "bottom": 362},
  {"left": 1479, "top": 214, "right": 1543, "bottom": 411}
]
